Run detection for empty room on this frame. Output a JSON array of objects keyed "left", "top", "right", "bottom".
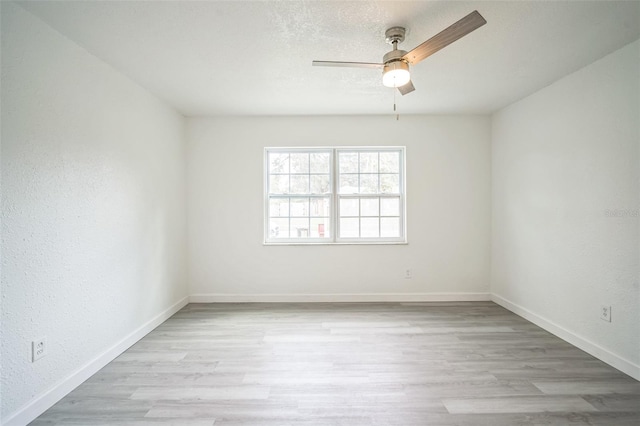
[{"left": 1, "top": 0, "right": 639, "bottom": 425}]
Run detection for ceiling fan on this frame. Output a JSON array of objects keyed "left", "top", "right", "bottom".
[{"left": 312, "top": 10, "right": 486, "bottom": 95}]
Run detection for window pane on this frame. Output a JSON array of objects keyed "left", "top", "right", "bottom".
[
  {"left": 360, "top": 198, "right": 379, "bottom": 217},
  {"left": 310, "top": 152, "right": 330, "bottom": 173},
  {"left": 380, "top": 174, "right": 399, "bottom": 193},
  {"left": 359, "top": 152, "right": 378, "bottom": 173},
  {"left": 310, "top": 197, "right": 330, "bottom": 217},
  {"left": 380, "top": 197, "right": 400, "bottom": 216},
  {"left": 339, "top": 198, "right": 359, "bottom": 217},
  {"left": 291, "top": 218, "right": 310, "bottom": 238},
  {"left": 269, "top": 218, "right": 289, "bottom": 238},
  {"left": 361, "top": 218, "right": 379, "bottom": 238},
  {"left": 290, "top": 175, "right": 309, "bottom": 194},
  {"left": 269, "top": 153, "right": 289, "bottom": 174},
  {"left": 339, "top": 174, "right": 358, "bottom": 194},
  {"left": 270, "top": 174, "right": 289, "bottom": 194},
  {"left": 381, "top": 217, "right": 400, "bottom": 237},
  {"left": 269, "top": 198, "right": 289, "bottom": 217},
  {"left": 340, "top": 218, "right": 359, "bottom": 238},
  {"left": 380, "top": 152, "right": 399, "bottom": 173},
  {"left": 310, "top": 174, "right": 330, "bottom": 194},
  {"left": 290, "top": 153, "right": 309, "bottom": 173},
  {"left": 360, "top": 174, "right": 378, "bottom": 193},
  {"left": 311, "top": 218, "right": 329, "bottom": 238},
  {"left": 290, "top": 198, "right": 309, "bottom": 217},
  {"left": 339, "top": 152, "right": 358, "bottom": 173}
]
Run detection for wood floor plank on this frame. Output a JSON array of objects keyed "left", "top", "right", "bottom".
[
  {"left": 533, "top": 379, "right": 640, "bottom": 395},
  {"left": 442, "top": 395, "right": 598, "bottom": 414},
  {"left": 32, "top": 302, "right": 640, "bottom": 425},
  {"left": 144, "top": 401, "right": 299, "bottom": 419},
  {"left": 130, "top": 386, "right": 271, "bottom": 401},
  {"left": 582, "top": 394, "right": 640, "bottom": 412}
]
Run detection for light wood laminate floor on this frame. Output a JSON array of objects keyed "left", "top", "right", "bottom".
[{"left": 32, "top": 302, "right": 640, "bottom": 425}]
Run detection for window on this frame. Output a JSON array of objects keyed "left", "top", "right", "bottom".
[{"left": 265, "top": 147, "right": 405, "bottom": 244}]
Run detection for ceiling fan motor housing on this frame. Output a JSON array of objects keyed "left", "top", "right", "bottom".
[{"left": 383, "top": 49, "right": 408, "bottom": 64}]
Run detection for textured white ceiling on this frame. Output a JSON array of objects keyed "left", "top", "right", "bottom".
[{"left": 17, "top": 1, "right": 640, "bottom": 116}]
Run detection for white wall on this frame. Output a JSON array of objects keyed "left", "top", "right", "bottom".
[
  {"left": 491, "top": 40, "right": 640, "bottom": 379},
  {"left": 187, "top": 115, "right": 491, "bottom": 301},
  {"left": 1, "top": 3, "right": 188, "bottom": 423},
  {"left": 0, "top": 2, "right": 4, "bottom": 418}
]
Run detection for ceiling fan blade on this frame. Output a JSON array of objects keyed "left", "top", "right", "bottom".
[
  {"left": 312, "top": 60, "right": 384, "bottom": 69},
  {"left": 397, "top": 80, "right": 415, "bottom": 96},
  {"left": 403, "top": 10, "right": 487, "bottom": 65}
]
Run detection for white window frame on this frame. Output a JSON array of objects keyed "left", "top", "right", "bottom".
[{"left": 264, "top": 146, "right": 406, "bottom": 245}]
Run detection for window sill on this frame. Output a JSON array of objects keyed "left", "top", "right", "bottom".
[{"left": 263, "top": 241, "right": 408, "bottom": 246}]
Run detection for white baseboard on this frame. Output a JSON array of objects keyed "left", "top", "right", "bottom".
[
  {"left": 491, "top": 293, "right": 640, "bottom": 381},
  {"left": 189, "top": 292, "right": 492, "bottom": 303},
  {"left": 2, "top": 296, "right": 189, "bottom": 426}
]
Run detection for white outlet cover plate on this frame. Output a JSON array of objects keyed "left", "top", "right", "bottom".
[
  {"left": 600, "top": 305, "right": 612, "bottom": 322},
  {"left": 32, "top": 338, "right": 47, "bottom": 362}
]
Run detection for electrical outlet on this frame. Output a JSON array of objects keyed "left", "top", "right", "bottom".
[
  {"left": 600, "top": 305, "right": 612, "bottom": 323},
  {"left": 32, "top": 337, "right": 47, "bottom": 362},
  {"left": 405, "top": 269, "right": 413, "bottom": 279}
]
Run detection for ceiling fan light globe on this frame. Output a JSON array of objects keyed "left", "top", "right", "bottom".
[{"left": 382, "top": 62, "right": 410, "bottom": 88}]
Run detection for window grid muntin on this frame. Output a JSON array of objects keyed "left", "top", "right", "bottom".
[
  {"left": 337, "top": 195, "right": 402, "bottom": 239},
  {"left": 268, "top": 194, "right": 331, "bottom": 239},
  {"left": 268, "top": 150, "right": 331, "bottom": 196},
  {"left": 337, "top": 150, "right": 401, "bottom": 195}
]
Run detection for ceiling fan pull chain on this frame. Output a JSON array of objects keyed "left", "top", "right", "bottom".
[{"left": 393, "top": 89, "right": 400, "bottom": 121}]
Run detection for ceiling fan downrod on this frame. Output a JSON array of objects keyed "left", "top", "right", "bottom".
[{"left": 383, "top": 26, "right": 408, "bottom": 63}]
